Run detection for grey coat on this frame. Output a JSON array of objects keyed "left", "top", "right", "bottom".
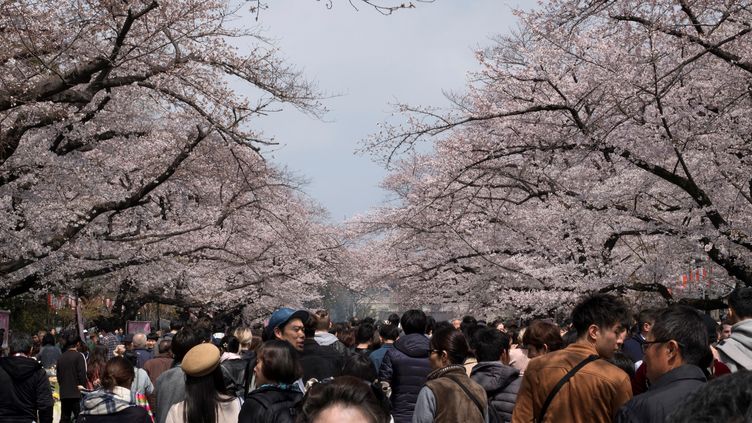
[
  {"left": 717, "top": 319, "right": 752, "bottom": 372},
  {"left": 155, "top": 366, "right": 184, "bottom": 423},
  {"left": 469, "top": 361, "right": 521, "bottom": 423}
]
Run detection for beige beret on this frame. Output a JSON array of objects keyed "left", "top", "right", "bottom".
[{"left": 181, "top": 343, "right": 220, "bottom": 377}]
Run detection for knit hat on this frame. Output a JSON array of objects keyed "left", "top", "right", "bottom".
[{"left": 182, "top": 343, "right": 221, "bottom": 377}]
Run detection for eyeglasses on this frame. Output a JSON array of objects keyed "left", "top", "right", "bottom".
[{"left": 641, "top": 339, "right": 684, "bottom": 353}]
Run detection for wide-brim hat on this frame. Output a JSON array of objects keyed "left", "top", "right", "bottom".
[{"left": 182, "top": 343, "right": 221, "bottom": 377}]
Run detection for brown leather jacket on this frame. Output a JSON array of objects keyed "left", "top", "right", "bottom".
[{"left": 511, "top": 342, "right": 632, "bottom": 423}]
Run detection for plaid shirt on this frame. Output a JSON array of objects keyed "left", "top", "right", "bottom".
[{"left": 102, "top": 333, "right": 119, "bottom": 359}]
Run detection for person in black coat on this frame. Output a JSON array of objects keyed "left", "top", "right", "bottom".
[
  {"left": 470, "top": 327, "right": 521, "bottom": 423},
  {"left": 0, "top": 332, "right": 54, "bottom": 423},
  {"left": 299, "top": 314, "right": 342, "bottom": 383},
  {"left": 615, "top": 306, "right": 709, "bottom": 423},
  {"left": 239, "top": 340, "right": 303, "bottom": 423},
  {"left": 57, "top": 330, "right": 88, "bottom": 423},
  {"left": 378, "top": 310, "right": 432, "bottom": 423}
]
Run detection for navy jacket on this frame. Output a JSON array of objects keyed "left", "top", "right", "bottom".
[
  {"left": 615, "top": 365, "right": 706, "bottom": 423},
  {"left": 378, "top": 333, "right": 431, "bottom": 423},
  {"left": 622, "top": 334, "right": 645, "bottom": 363},
  {"left": 470, "top": 361, "right": 521, "bottom": 423}
]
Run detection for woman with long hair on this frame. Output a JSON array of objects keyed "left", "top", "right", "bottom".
[
  {"left": 78, "top": 357, "right": 149, "bottom": 422},
  {"left": 412, "top": 327, "right": 488, "bottom": 423},
  {"left": 86, "top": 345, "right": 108, "bottom": 390},
  {"left": 238, "top": 340, "right": 303, "bottom": 423},
  {"left": 165, "top": 343, "right": 241, "bottom": 423}
]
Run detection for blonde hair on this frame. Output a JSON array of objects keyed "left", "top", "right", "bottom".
[{"left": 233, "top": 327, "right": 253, "bottom": 351}]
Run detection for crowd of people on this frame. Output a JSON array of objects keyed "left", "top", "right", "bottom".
[{"left": 1, "top": 287, "right": 752, "bottom": 423}]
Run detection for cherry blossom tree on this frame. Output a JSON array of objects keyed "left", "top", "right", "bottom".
[{"left": 357, "top": 0, "right": 751, "bottom": 316}]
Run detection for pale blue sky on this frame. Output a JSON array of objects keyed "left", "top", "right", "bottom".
[{"left": 240, "top": 1, "right": 534, "bottom": 222}]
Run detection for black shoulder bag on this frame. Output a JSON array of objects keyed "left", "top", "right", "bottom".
[
  {"left": 445, "top": 375, "right": 487, "bottom": 421},
  {"left": 536, "top": 354, "right": 599, "bottom": 423}
]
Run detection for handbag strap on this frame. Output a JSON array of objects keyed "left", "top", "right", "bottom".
[
  {"left": 537, "top": 354, "right": 599, "bottom": 423},
  {"left": 444, "top": 374, "right": 485, "bottom": 420}
]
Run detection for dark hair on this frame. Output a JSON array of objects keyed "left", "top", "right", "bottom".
[
  {"left": 430, "top": 327, "right": 469, "bottom": 365},
  {"left": 258, "top": 340, "right": 302, "bottom": 384},
  {"left": 607, "top": 351, "right": 635, "bottom": 378},
  {"left": 158, "top": 339, "right": 172, "bottom": 354},
  {"left": 102, "top": 357, "right": 135, "bottom": 390},
  {"left": 379, "top": 324, "right": 399, "bottom": 341},
  {"left": 337, "top": 327, "right": 356, "bottom": 348},
  {"left": 41, "top": 333, "right": 56, "bottom": 347},
  {"left": 571, "top": 294, "right": 630, "bottom": 337},
  {"left": 400, "top": 310, "right": 427, "bottom": 335},
  {"left": 220, "top": 335, "right": 240, "bottom": 354},
  {"left": 362, "top": 317, "right": 376, "bottom": 326},
  {"left": 472, "top": 327, "right": 510, "bottom": 362},
  {"left": 667, "top": 370, "right": 752, "bottom": 423},
  {"left": 170, "top": 319, "right": 185, "bottom": 331},
  {"left": 523, "top": 320, "right": 564, "bottom": 352},
  {"left": 172, "top": 327, "right": 202, "bottom": 363},
  {"left": 356, "top": 323, "right": 376, "bottom": 345},
  {"left": 425, "top": 315, "right": 436, "bottom": 335},
  {"left": 315, "top": 310, "right": 331, "bottom": 331},
  {"left": 388, "top": 313, "right": 400, "bottom": 326},
  {"left": 9, "top": 332, "right": 33, "bottom": 355},
  {"left": 299, "top": 376, "right": 390, "bottom": 423},
  {"left": 61, "top": 329, "right": 82, "bottom": 350},
  {"left": 650, "top": 306, "right": 709, "bottom": 367},
  {"left": 562, "top": 329, "right": 578, "bottom": 347},
  {"left": 701, "top": 314, "right": 720, "bottom": 346},
  {"left": 729, "top": 287, "right": 752, "bottom": 319},
  {"left": 342, "top": 353, "right": 377, "bottom": 382},
  {"left": 184, "top": 365, "right": 234, "bottom": 423},
  {"left": 636, "top": 309, "right": 660, "bottom": 333},
  {"left": 304, "top": 314, "right": 318, "bottom": 338},
  {"left": 460, "top": 315, "right": 477, "bottom": 337}
]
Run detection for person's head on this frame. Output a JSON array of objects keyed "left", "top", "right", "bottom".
[
  {"left": 337, "top": 327, "right": 356, "bottom": 348},
  {"left": 378, "top": 324, "right": 399, "bottom": 343},
  {"left": 607, "top": 351, "right": 636, "bottom": 378},
  {"left": 303, "top": 313, "right": 319, "bottom": 338},
  {"left": 400, "top": 310, "right": 427, "bottom": 335},
  {"left": 267, "top": 308, "right": 309, "bottom": 351},
  {"left": 254, "top": 340, "right": 302, "bottom": 385},
  {"left": 61, "top": 329, "right": 82, "bottom": 350},
  {"left": 181, "top": 343, "right": 233, "bottom": 423},
  {"left": 101, "top": 356, "right": 135, "bottom": 390},
  {"left": 342, "top": 353, "right": 377, "bottom": 382},
  {"left": 298, "top": 376, "right": 390, "bottom": 423},
  {"left": 643, "top": 306, "right": 709, "bottom": 384},
  {"left": 132, "top": 333, "right": 147, "bottom": 349},
  {"left": 355, "top": 323, "right": 375, "bottom": 346},
  {"left": 388, "top": 313, "right": 400, "bottom": 327},
  {"left": 314, "top": 310, "right": 332, "bottom": 331},
  {"left": 429, "top": 327, "right": 469, "bottom": 369},
  {"left": 523, "top": 320, "right": 564, "bottom": 359},
  {"left": 220, "top": 335, "right": 240, "bottom": 355},
  {"left": 9, "top": 332, "right": 33, "bottom": 355},
  {"left": 571, "top": 293, "right": 630, "bottom": 359},
  {"left": 728, "top": 287, "right": 752, "bottom": 323},
  {"left": 425, "top": 315, "right": 436, "bottom": 336},
  {"left": 157, "top": 339, "right": 172, "bottom": 355},
  {"left": 636, "top": 309, "right": 660, "bottom": 336},
  {"left": 169, "top": 320, "right": 184, "bottom": 332},
  {"left": 491, "top": 319, "right": 506, "bottom": 333},
  {"left": 41, "top": 333, "right": 56, "bottom": 347},
  {"left": 88, "top": 344, "right": 108, "bottom": 365},
  {"left": 472, "top": 327, "right": 511, "bottom": 364},
  {"left": 720, "top": 320, "right": 733, "bottom": 340},
  {"left": 451, "top": 319, "right": 461, "bottom": 330},
  {"left": 460, "top": 315, "right": 477, "bottom": 335},
  {"left": 233, "top": 327, "right": 253, "bottom": 351},
  {"left": 171, "top": 327, "right": 202, "bottom": 363},
  {"left": 666, "top": 370, "right": 752, "bottom": 423},
  {"left": 146, "top": 332, "right": 158, "bottom": 349}
]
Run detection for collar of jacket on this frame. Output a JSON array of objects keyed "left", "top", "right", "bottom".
[
  {"left": 566, "top": 341, "right": 599, "bottom": 357},
  {"left": 427, "top": 364, "right": 466, "bottom": 381},
  {"left": 649, "top": 364, "right": 706, "bottom": 391}
]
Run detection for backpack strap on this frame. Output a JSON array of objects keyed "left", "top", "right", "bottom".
[
  {"left": 537, "top": 354, "right": 599, "bottom": 423},
  {"left": 444, "top": 374, "right": 486, "bottom": 421}
]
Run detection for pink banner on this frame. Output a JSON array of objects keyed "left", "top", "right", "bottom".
[{"left": 126, "top": 321, "right": 151, "bottom": 334}]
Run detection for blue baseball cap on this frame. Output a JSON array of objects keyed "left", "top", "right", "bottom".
[{"left": 267, "top": 308, "right": 310, "bottom": 335}]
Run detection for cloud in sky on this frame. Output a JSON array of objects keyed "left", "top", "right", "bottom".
[{"left": 234, "top": 1, "right": 534, "bottom": 222}]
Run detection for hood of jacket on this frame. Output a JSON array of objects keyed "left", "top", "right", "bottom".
[
  {"left": 0, "top": 356, "right": 43, "bottom": 380},
  {"left": 470, "top": 361, "right": 520, "bottom": 392},
  {"left": 314, "top": 331, "right": 340, "bottom": 346},
  {"left": 80, "top": 387, "right": 134, "bottom": 416},
  {"left": 394, "top": 333, "right": 430, "bottom": 358},
  {"left": 717, "top": 319, "right": 752, "bottom": 369}
]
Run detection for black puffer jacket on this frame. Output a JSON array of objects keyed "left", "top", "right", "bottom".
[
  {"left": 0, "top": 355, "right": 54, "bottom": 423},
  {"left": 299, "top": 338, "right": 343, "bottom": 383},
  {"left": 378, "top": 333, "right": 431, "bottom": 423},
  {"left": 470, "top": 361, "right": 521, "bottom": 423},
  {"left": 238, "top": 385, "right": 303, "bottom": 423}
]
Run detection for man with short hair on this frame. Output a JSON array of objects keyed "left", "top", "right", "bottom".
[
  {"left": 470, "top": 327, "right": 520, "bottom": 423},
  {"left": 313, "top": 309, "right": 348, "bottom": 355},
  {"left": 717, "top": 287, "right": 752, "bottom": 372},
  {"left": 144, "top": 340, "right": 173, "bottom": 386},
  {"left": 132, "top": 333, "right": 153, "bottom": 368},
  {"left": 265, "top": 307, "right": 309, "bottom": 352},
  {"left": 146, "top": 332, "right": 159, "bottom": 352},
  {"left": 370, "top": 324, "right": 399, "bottom": 372},
  {"left": 719, "top": 320, "right": 732, "bottom": 340},
  {"left": 378, "top": 309, "right": 432, "bottom": 423},
  {"left": 622, "top": 309, "right": 660, "bottom": 364},
  {"left": 512, "top": 294, "right": 633, "bottom": 423},
  {"left": 0, "top": 332, "right": 54, "bottom": 423},
  {"left": 615, "top": 306, "right": 708, "bottom": 422},
  {"left": 56, "top": 330, "right": 88, "bottom": 423},
  {"left": 299, "top": 314, "right": 342, "bottom": 382}
]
